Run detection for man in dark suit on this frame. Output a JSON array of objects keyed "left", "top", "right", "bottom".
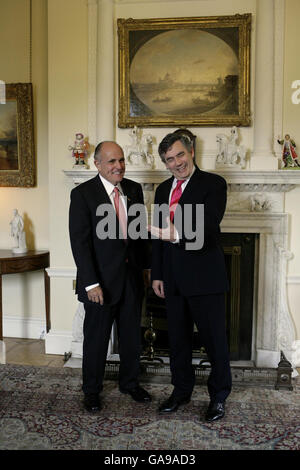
[
  {"left": 69, "top": 141, "right": 151, "bottom": 412},
  {"left": 149, "top": 132, "right": 232, "bottom": 422}
]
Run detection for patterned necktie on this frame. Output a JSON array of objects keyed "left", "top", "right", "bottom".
[
  {"left": 169, "top": 179, "right": 184, "bottom": 222},
  {"left": 113, "top": 187, "right": 127, "bottom": 241}
]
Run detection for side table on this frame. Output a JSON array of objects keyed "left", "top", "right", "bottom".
[{"left": 0, "top": 250, "right": 50, "bottom": 340}]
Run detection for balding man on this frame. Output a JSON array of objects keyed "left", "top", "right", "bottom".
[{"left": 69, "top": 141, "right": 151, "bottom": 412}]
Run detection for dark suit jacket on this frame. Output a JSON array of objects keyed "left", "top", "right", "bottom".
[
  {"left": 69, "top": 175, "right": 149, "bottom": 305},
  {"left": 151, "top": 166, "right": 229, "bottom": 296}
]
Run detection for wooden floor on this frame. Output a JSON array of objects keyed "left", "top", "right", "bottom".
[
  {"left": 3, "top": 337, "right": 300, "bottom": 376},
  {"left": 3, "top": 337, "right": 64, "bottom": 368}
]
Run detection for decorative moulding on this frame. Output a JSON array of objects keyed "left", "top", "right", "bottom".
[
  {"left": 63, "top": 169, "right": 300, "bottom": 192},
  {"left": 46, "top": 268, "right": 76, "bottom": 278}
]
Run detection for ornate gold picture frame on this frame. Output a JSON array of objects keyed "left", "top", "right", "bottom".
[
  {"left": 0, "top": 83, "right": 35, "bottom": 187},
  {"left": 118, "top": 15, "right": 251, "bottom": 128}
]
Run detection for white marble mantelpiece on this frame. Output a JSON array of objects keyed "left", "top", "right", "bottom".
[
  {"left": 63, "top": 168, "right": 300, "bottom": 190},
  {"left": 63, "top": 166, "right": 300, "bottom": 373}
]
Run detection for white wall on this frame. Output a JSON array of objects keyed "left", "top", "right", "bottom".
[
  {"left": 46, "top": 0, "right": 88, "bottom": 350},
  {"left": 0, "top": 0, "right": 49, "bottom": 337}
]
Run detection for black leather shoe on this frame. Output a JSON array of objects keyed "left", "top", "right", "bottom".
[
  {"left": 158, "top": 394, "right": 191, "bottom": 413},
  {"left": 120, "top": 386, "right": 152, "bottom": 403},
  {"left": 205, "top": 401, "right": 225, "bottom": 422},
  {"left": 83, "top": 393, "right": 102, "bottom": 412}
]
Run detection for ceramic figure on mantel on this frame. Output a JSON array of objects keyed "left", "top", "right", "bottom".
[
  {"left": 277, "top": 134, "right": 300, "bottom": 169},
  {"left": 124, "top": 125, "right": 154, "bottom": 169},
  {"left": 68, "top": 133, "right": 90, "bottom": 168},
  {"left": 10, "top": 209, "right": 27, "bottom": 254},
  {"left": 215, "top": 126, "right": 247, "bottom": 169}
]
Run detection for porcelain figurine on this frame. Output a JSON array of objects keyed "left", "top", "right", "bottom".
[{"left": 10, "top": 209, "right": 27, "bottom": 254}]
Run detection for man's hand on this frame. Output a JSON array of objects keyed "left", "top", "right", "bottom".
[
  {"left": 152, "top": 280, "right": 165, "bottom": 298},
  {"left": 148, "top": 217, "right": 177, "bottom": 242},
  {"left": 143, "top": 269, "right": 151, "bottom": 288},
  {"left": 87, "top": 286, "right": 104, "bottom": 305}
]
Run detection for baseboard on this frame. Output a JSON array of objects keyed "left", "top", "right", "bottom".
[
  {"left": 45, "top": 330, "right": 73, "bottom": 355},
  {"left": 0, "top": 340, "right": 6, "bottom": 364},
  {"left": 45, "top": 268, "right": 76, "bottom": 278},
  {"left": 3, "top": 316, "right": 46, "bottom": 339}
]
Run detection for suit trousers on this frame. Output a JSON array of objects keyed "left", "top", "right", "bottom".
[
  {"left": 82, "top": 266, "right": 143, "bottom": 395},
  {"left": 165, "top": 292, "right": 232, "bottom": 403}
]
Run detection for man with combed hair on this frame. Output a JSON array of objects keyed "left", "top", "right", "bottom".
[
  {"left": 149, "top": 132, "right": 231, "bottom": 422},
  {"left": 69, "top": 141, "right": 151, "bottom": 412}
]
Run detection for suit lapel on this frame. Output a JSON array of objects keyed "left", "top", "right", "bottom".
[
  {"left": 161, "top": 167, "right": 205, "bottom": 207},
  {"left": 170, "top": 166, "right": 206, "bottom": 225},
  {"left": 160, "top": 177, "right": 174, "bottom": 204},
  {"left": 119, "top": 179, "right": 138, "bottom": 244},
  {"left": 120, "top": 179, "right": 134, "bottom": 213},
  {"left": 91, "top": 175, "right": 125, "bottom": 241},
  {"left": 121, "top": 179, "right": 140, "bottom": 244},
  {"left": 178, "top": 166, "right": 206, "bottom": 205},
  {"left": 91, "top": 175, "right": 112, "bottom": 206}
]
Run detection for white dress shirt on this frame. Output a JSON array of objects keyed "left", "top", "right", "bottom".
[{"left": 169, "top": 166, "right": 195, "bottom": 202}]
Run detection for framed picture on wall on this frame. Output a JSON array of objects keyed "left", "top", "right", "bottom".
[
  {"left": 118, "top": 15, "right": 251, "bottom": 128},
  {"left": 0, "top": 83, "right": 35, "bottom": 187}
]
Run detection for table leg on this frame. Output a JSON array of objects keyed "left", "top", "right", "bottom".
[
  {"left": 0, "top": 274, "right": 2, "bottom": 340},
  {"left": 44, "top": 269, "right": 50, "bottom": 332}
]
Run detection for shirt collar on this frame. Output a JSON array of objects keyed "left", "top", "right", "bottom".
[
  {"left": 172, "top": 165, "right": 195, "bottom": 187},
  {"left": 98, "top": 173, "right": 123, "bottom": 196}
]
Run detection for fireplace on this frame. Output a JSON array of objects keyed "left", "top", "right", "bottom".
[
  {"left": 140, "top": 233, "right": 256, "bottom": 362},
  {"left": 222, "top": 232, "right": 256, "bottom": 361},
  {"left": 65, "top": 168, "right": 300, "bottom": 375}
]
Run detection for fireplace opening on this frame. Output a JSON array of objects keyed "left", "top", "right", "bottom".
[{"left": 140, "top": 233, "right": 257, "bottom": 361}]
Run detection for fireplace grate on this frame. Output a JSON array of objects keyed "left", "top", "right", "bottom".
[{"left": 105, "top": 360, "right": 279, "bottom": 388}]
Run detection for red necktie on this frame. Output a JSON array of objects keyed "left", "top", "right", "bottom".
[
  {"left": 113, "top": 187, "right": 127, "bottom": 241},
  {"left": 169, "top": 179, "right": 184, "bottom": 222}
]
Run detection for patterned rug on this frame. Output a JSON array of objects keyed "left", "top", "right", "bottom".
[{"left": 0, "top": 364, "right": 299, "bottom": 451}]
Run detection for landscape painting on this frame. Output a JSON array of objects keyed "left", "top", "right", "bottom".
[
  {"left": 118, "top": 15, "right": 251, "bottom": 127},
  {"left": 0, "top": 100, "right": 19, "bottom": 171},
  {"left": 0, "top": 83, "right": 35, "bottom": 187}
]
